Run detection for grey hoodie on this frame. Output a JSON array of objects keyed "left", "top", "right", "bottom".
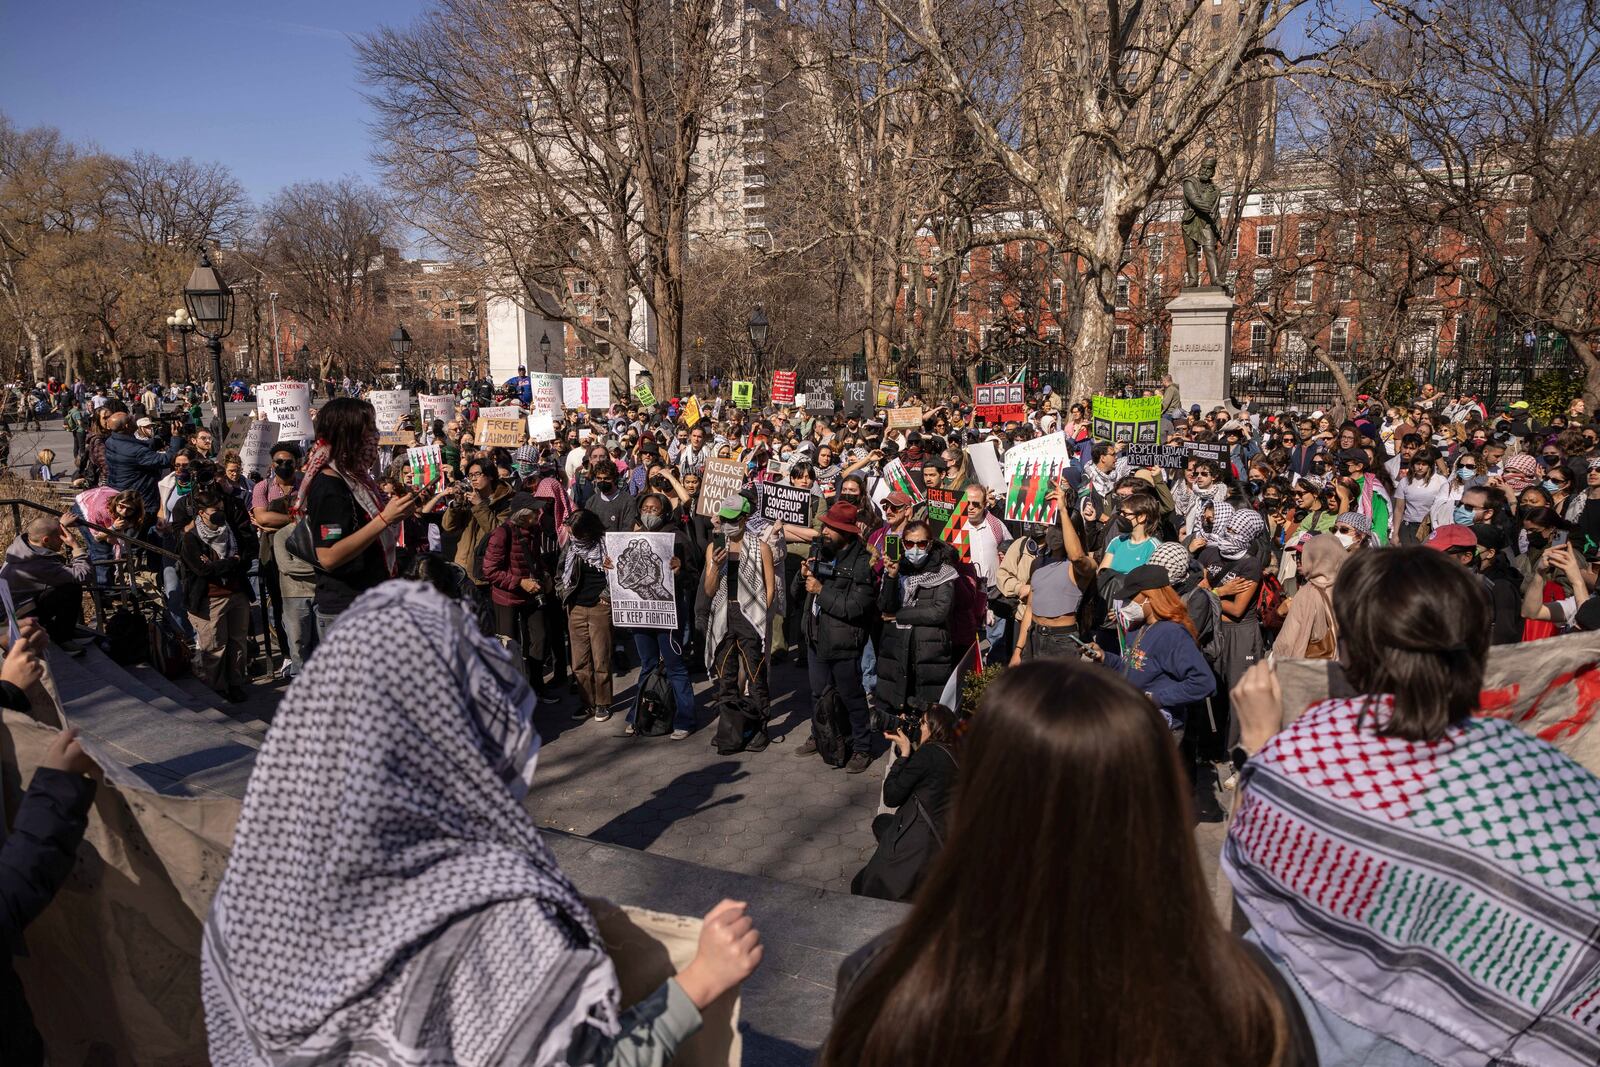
[{"left": 0, "top": 534, "right": 92, "bottom": 611}]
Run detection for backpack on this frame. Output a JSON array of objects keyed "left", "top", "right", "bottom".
[
  {"left": 808, "top": 685, "right": 851, "bottom": 768},
  {"left": 713, "top": 695, "right": 767, "bottom": 754},
  {"left": 1256, "top": 572, "right": 1287, "bottom": 630},
  {"left": 632, "top": 663, "right": 676, "bottom": 737}
]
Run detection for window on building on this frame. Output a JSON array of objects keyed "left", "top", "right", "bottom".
[
  {"left": 416, "top": 288, "right": 432, "bottom": 301},
  {"left": 1150, "top": 273, "right": 1164, "bottom": 303},
  {"left": 1415, "top": 273, "right": 1436, "bottom": 299},
  {"left": 1146, "top": 233, "right": 1165, "bottom": 263},
  {"left": 1113, "top": 325, "right": 1130, "bottom": 359},
  {"left": 958, "top": 287, "right": 970, "bottom": 313},
  {"left": 1333, "top": 268, "right": 1353, "bottom": 301},
  {"left": 1256, "top": 226, "right": 1275, "bottom": 257},
  {"left": 989, "top": 284, "right": 1003, "bottom": 313},
  {"left": 1503, "top": 256, "right": 1523, "bottom": 279},
  {"left": 1020, "top": 241, "right": 1034, "bottom": 266},
  {"left": 1511, "top": 175, "right": 1532, "bottom": 199},
  {"left": 1294, "top": 270, "right": 1313, "bottom": 303},
  {"left": 1296, "top": 222, "right": 1315, "bottom": 255},
  {"left": 1460, "top": 258, "right": 1480, "bottom": 292},
  {"left": 1505, "top": 208, "right": 1528, "bottom": 242},
  {"left": 955, "top": 329, "right": 970, "bottom": 351},
  {"left": 1115, "top": 276, "right": 1131, "bottom": 308},
  {"left": 1250, "top": 321, "right": 1269, "bottom": 356},
  {"left": 1179, "top": 43, "right": 1192, "bottom": 80},
  {"left": 1330, "top": 320, "right": 1349, "bottom": 355},
  {"left": 1230, "top": 226, "right": 1240, "bottom": 258},
  {"left": 442, "top": 309, "right": 455, "bottom": 320},
  {"left": 1253, "top": 269, "right": 1272, "bottom": 303},
  {"left": 1211, "top": 12, "right": 1221, "bottom": 30},
  {"left": 1335, "top": 223, "right": 1355, "bottom": 254},
  {"left": 960, "top": 251, "right": 971, "bottom": 275},
  {"left": 1050, "top": 279, "right": 1063, "bottom": 310},
  {"left": 574, "top": 278, "right": 590, "bottom": 294}
]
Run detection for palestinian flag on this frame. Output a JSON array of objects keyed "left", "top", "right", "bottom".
[
  {"left": 407, "top": 443, "right": 444, "bottom": 488},
  {"left": 1004, "top": 457, "right": 1063, "bottom": 524},
  {"left": 881, "top": 458, "right": 923, "bottom": 502},
  {"left": 941, "top": 498, "right": 972, "bottom": 561}
]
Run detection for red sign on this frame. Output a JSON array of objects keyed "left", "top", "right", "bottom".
[
  {"left": 772, "top": 370, "right": 797, "bottom": 405},
  {"left": 974, "top": 380, "right": 1026, "bottom": 424}
]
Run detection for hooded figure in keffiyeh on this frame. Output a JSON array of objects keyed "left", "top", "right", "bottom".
[{"left": 201, "top": 582, "right": 643, "bottom": 1066}]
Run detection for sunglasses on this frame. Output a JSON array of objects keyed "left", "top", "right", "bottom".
[
  {"left": 1336, "top": 526, "right": 1359, "bottom": 535},
  {"left": 902, "top": 539, "right": 931, "bottom": 548}
]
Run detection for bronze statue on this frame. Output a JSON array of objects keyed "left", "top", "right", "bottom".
[{"left": 1181, "top": 157, "right": 1225, "bottom": 289}]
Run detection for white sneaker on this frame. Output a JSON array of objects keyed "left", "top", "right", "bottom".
[{"left": 670, "top": 729, "right": 690, "bottom": 740}]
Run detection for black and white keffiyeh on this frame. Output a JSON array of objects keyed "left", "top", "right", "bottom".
[{"left": 201, "top": 581, "right": 620, "bottom": 1066}]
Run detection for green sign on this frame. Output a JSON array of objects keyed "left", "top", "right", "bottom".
[
  {"left": 634, "top": 384, "right": 656, "bottom": 407},
  {"left": 732, "top": 381, "right": 755, "bottom": 409},
  {"left": 1090, "top": 395, "right": 1164, "bottom": 444}
]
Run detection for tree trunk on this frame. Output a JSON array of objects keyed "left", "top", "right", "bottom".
[
  {"left": 1071, "top": 291, "right": 1113, "bottom": 400},
  {"left": 653, "top": 245, "right": 685, "bottom": 397},
  {"left": 27, "top": 337, "right": 45, "bottom": 384},
  {"left": 1309, "top": 344, "right": 1360, "bottom": 416},
  {"left": 1576, "top": 338, "right": 1600, "bottom": 412}
]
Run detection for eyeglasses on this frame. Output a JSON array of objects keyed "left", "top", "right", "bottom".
[
  {"left": 1336, "top": 526, "right": 1359, "bottom": 536},
  {"left": 902, "top": 539, "right": 931, "bottom": 548}
]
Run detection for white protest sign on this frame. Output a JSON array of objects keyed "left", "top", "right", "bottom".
[
  {"left": 604, "top": 532, "right": 678, "bottom": 630},
  {"left": 477, "top": 405, "right": 524, "bottom": 422},
  {"left": 563, "top": 376, "right": 612, "bottom": 409},
  {"left": 258, "top": 381, "right": 312, "bottom": 441},
  {"left": 968, "top": 439, "right": 1007, "bottom": 495},
  {"left": 528, "top": 412, "right": 557, "bottom": 442},
  {"left": 1004, "top": 430, "right": 1071, "bottom": 463},
  {"left": 530, "top": 372, "right": 563, "bottom": 414},
  {"left": 239, "top": 419, "right": 281, "bottom": 479},
  {"left": 369, "top": 389, "right": 413, "bottom": 446},
  {"left": 419, "top": 394, "right": 457, "bottom": 428}
]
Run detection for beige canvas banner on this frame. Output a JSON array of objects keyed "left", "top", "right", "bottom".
[{"left": 1276, "top": 630, "right": 1600, "bottom": 775}]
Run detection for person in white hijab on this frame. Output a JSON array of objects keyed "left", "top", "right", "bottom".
[{"left": 201, "top": 581, "right": 762, "bottom": 1066}]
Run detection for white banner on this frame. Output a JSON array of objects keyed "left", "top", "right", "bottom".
[
  {"left": 528, "top": 412, "right": 557, "bottom": 442},
  {"left": 563, "top": 376, "right": 612, "bottom": 409},
  {"left": 368, "top": 389, "right": 412, "bottom": 444},
  {"left": 604, "top": 532, "right": 678, "bottom": 629},
  {"left": 257, "top": 381, "right": 312, "bottom": 441},
  {"left": 419, "top": 394, "right": 457, "bottom": 428},
  {"left": 239, "top": 420, "right": 280, "bottom": 480},
  {"left": 530, "top": 372, "right": 563, "bottom": 415}
]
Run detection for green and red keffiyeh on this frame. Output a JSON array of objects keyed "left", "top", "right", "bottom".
[{"left": 1225, "top": 694, "right": 1600, "bottom": 1067}]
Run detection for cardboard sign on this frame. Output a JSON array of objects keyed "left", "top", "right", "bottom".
[
  {"left": 1004, "top": 455, "right": 1071, "bottom": 524},
  {"left": 974, "top": 381, "right": 1026, "bottom": 424},
  {"left": 477, "top": 417, "right": 526, "bottom": 448},
  {"left": 696, "top": 458, "right": 747, "bottom": 518},
  {"left": 258, "top": 381, "right": 312, "bottom": 441},
  {"left": 886, "top": 406, "right": 924, "bottom": 430},
  {"left": 528, "top": 412, "right": 557, "bottom": 442},
  {"left": 732, "top": 381, "right": 754, "bottom": 409},
  {"left": 925, "top": 487, "right": 959, "bottom": 531},
  {"left": 563, "top": 376, "right": 612, "bottom": 409},
  {"left": 804, "top": 378, "right": 835, "bottom": 414},
  {"left": 369, "top": 389, "right": 413, "bottom": 446},
  {"left": 605, "top": 532, "right": 678, "bottom": 629},
  {"left": 844, "top": 380, "right": 869, "bottom": 415},
  {"left": 477, "top": 405, "right": 524, "bottom": 422},
  {"left": 875, "top": 379, "right": 899, "bottom": 407},
  {"left": 419, "top": 394, "right": 457, "bottom": 428},
  {"left": 1090, "top": 395, "right": 1163, "bottom": 444},
  {"left": 530, "top": 372, "right": 563, "bottom": 414},
  {"left": 681, "top": 395, "right": 702, "bottom": 426},
  {"left": 1126, "top": 443, "right": 1187, "bottom": 469},
  {"left": 634, "top": 384, "right": 657, "bottom": 407},
  {"left": 771, "top": 371, "right": 797, "bottom": 405},
  {"left": 239, "top": 419, "right": 280, "bottom": 479},
  {"left": 760, "top": 481, "right": 813, "bottom": 526}
]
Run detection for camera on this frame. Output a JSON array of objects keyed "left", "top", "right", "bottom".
[
  {"left": 807, "top": 542, "right": 838, "bottom": 580},
  {"left": 870, "top": 702, "right": 924, "bottom": 739}
]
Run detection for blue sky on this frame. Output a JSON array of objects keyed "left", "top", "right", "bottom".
[{"left": 0, "top": 0, "right": 427, "bottom": 206}]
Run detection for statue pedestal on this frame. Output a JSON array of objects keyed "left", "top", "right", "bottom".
[{"left": 1167, "top": 286, "right": 1235, "bottom": 416}]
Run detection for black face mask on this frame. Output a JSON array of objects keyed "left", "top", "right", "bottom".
[
  {"left": 274, "top": 460, "right": 296, "bottom": 479},
  {"left": 1527, "top": 532, "right": 1549, "bottom": 550}
]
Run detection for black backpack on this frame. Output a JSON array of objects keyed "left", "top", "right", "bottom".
[
  {"left": 809, "top": 685, "right": 852, "bottom": 768},
  {"left": 713, "top": 696, "right": 768, "bottom": 754},
  {"left": 632, "top": 663, "right": 676, "bottom": 737}
]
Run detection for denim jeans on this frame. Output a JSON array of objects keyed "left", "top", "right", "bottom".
[
  {"left": 631, "top": 629, "right": 697, "bottom": 730},
  {"left": 860, "top": 637, "right": 878, "bottom": 695},
  {"left": 281, "top": 596, "right": 316, "bottom": 676}
]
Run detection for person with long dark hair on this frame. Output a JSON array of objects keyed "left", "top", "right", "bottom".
[
  {"left": 1227, "top": 547, "right": 1600, "bottom": 1067},
  {"left": 823, "top": 660, "right": 1311, "bottom": 1067},
  {"left": 297, "top": 397, "right": 418, "bottom": 634}
]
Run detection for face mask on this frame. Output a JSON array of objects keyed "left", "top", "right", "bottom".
[
  {"left": 1334, "top": 532, "right": 1357, "bottom": 548},
  {"left": 176, "top": 469, "right": 191, "bottom": 484},
  {"left": 1527, "top": 532, "right": 1549, "bottom": 550},
  {"left": 903, "top": 546, "right": 928, "bottom": 566},
  {"left": 1543, "top": 479, "right": 1562, "bottom": 493},
  {"left": 641, "top": 512, "right": 664, "bottom": 530},
  {"left": 1453, "top": 504, "right": 1476, "bottom": 526},
  {"left": 840, "top": 493, "right": 861, "bottom": 504},
  {"left": 1116, "top": 601, "right": 1145, "bottom": 628},
  {"left": 274, "top": 460, "right": 296, "bottom": 479},
  {"left": 595, "top": 479, "right": 615, "bottom": 492}
]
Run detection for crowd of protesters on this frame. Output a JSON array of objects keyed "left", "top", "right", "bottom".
[{"left": 2, "top": 364, "right": 1600, "bottom": 1066}]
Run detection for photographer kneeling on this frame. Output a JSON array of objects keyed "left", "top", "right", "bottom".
[{"left": 851, "top": 703, "right": 959, "bottom": 903}]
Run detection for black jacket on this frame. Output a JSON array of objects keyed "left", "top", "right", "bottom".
[
  {"left": 804, "top": 538, "right": 877, "bottom": 661},
  {"left": 874, "top": 563, "right": 956, "bottom": 710},
  {"left": 852, "top": 741, "right": 958, "bottom": 903},
  {"left": 178, "top": 529, "right": 251, "bottom": 617},
  {"left": 2, "top": 765, "right": 97, "bottom": 1065},
  {"left": 1481, "top": 559, "right": 1524, "bottom": 645}
]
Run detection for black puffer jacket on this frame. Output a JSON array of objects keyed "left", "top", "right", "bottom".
[
  {"left": 804, "top": 538, "right": 877, "bottom": 661},
  {"left": 874, "top": 558, "right": 956, "bottom": 710}
]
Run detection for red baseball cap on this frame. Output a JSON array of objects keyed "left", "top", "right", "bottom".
[{"left": 1424, "top": 524, "right": 1478, "bottom": 552}]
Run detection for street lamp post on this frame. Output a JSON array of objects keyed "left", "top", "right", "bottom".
[
  {"left": 298, "top": 344, "right": 311, "bottom": 381},
  {"left": 540, "top": 331, "right": 552, "bottom": 371},
  {"left": 181, "top": 250, "right": 234, "bottom": 439},
  {"left": 390, "top": 324, "right": 412, "bottom": 389},
  {"left": 446, "top": 340, "right": 455, "bottom": 386},
  {"left": 166, "top": 307, "right": 195, "bottom": 384},
  {"left": 748, "top": 304, "right": 769, "bottom": 402},
  {"left": 268, "top": 290, "right": 281, "bottom": 379}
]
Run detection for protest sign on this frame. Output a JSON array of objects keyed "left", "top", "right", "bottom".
[
  {"left": 1276, "top": 631, "right": 1600, "bottom": 777},
  {"left": 530, "top": 372, "right": 563, "bottom": 414},
  {"left": 239, "top": 419, "right": 280, "bottom": 479},
  {"left": 477, "top": 416, "right": 526, "bottom": 448},
  {"left": 681, "top": 395, "right": 703, "bottom": 426},
  {"left": 605, "top": 532, "right": 678, "bottom": 629},
  {"left": 258, "top": 381, "right": 312, "bottom": 441},
  {"left": 875, "top": 379, "right": 899, "bottom": 407},
  {"left": 844, "top": 380, "right": 869, "bottom": 415},
  {"left": 1001, "top": 432, "right": 1072, "bottom": 525},
  {"left": 477, "top": 405, "right": 524, "bottom": 422},
  {"left": 1006, "top": 430, "right": 1071, "bottom": 463},
  {"left": 369, "top": 389, "right": 413, "bottom": 446},
  {"left": 793, "top": 393, "right": 808, "bottom": 410},
  {"left": 968, "top": 439, "right": 1007, "bottom": 495},
  {"left": 732, "top": 381, "right": 754, "bottom": 408},
  {"left": 879, "top": 457, "right": 923, "bottom": 502},
  {"left": 528, "top": 412, "right": 557, "bottom": 442},
  {"left": 804, "top": 378, "right": 835, "bottom": 414},
  {"left": 771, "top": 370, "right": 797, "bottom": 405},
  {"left": 219, "top": 414, "right": 254, "bottom": 460},
  {"left": 1184, "top": 440, "right": 1231, "bottom": 468},
  {"left": 925, "top": 487, "right": 959, "bottom": 531},
  {"left": 696, "top": 458, "right": 747, "bottom": 518},
  {"left": 1090, "top": 395, "right": 1163, "bottom": 444},
  {"left": 886, "top": 406, "right": 923, "bottom": 430},
  {"left": 974, "top": 381, "right": 1027, "bottom": 424},
  {"left": 760, "top": 481, "right": 813, "bottom": 526},
  {"left": 419, "top": 393, "right": 457, "bottom": 428},
  {"left": 634, "top": 383, "right": 657, "bottom": 407},
  {"left": 1126, "top": 443, "right": 1187, "bottom": 470},
  {"left": 563, "top": 376, "right": 612, "bottom": 409},
  {"left": 406, "top": 444, "right": 445, "bottom": 488},
  {"left": 927, "top": 489, "right": 972, "bottom": 561}
]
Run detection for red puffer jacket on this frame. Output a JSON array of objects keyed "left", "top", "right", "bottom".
[{"left": 481, "top": 522, "right": 551, "bottom": 607}]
